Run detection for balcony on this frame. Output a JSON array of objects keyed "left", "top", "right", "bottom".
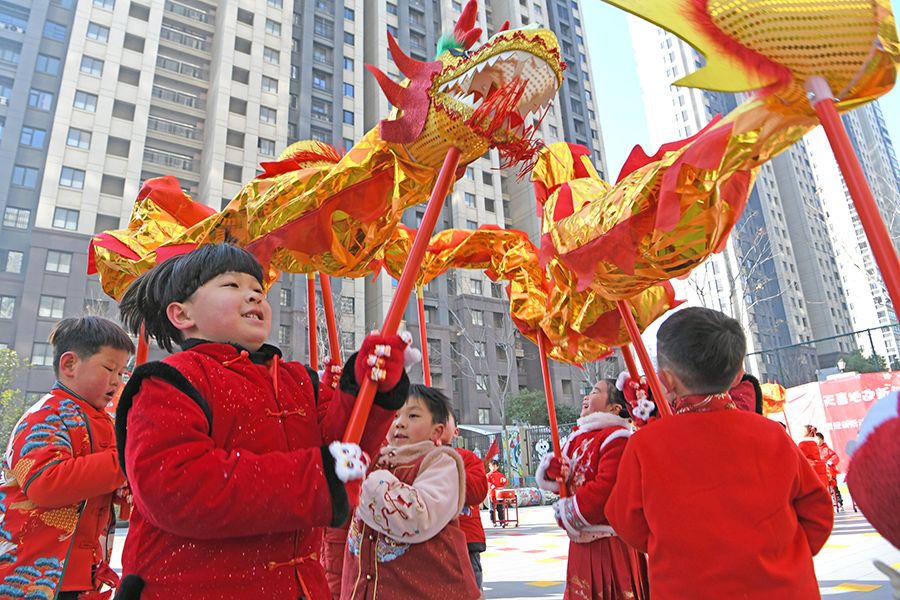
[
  {"left": 152, "top": 85, "right": 205, "bottom": 110},
  {"left": 144, "top": 148, "right": 197, "bottom": 173},
  {"left": 160, "top": 25, "right": 210, "bottom": 52},
  {"left": 148, "top": 115, "right": 201, "bottom": 140},
  {"left": 156, "top": 55, "right": 208, "bottom": 81},
  {"left": 164, "top": 0, "right": 212, "bottom": 25}
]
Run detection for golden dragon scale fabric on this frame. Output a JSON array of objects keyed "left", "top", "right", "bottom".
[
  {"left": 535, "top": 0, "right": 899, "bottom": 301},
  {"left": 89, "top": 22, "right": 565, "bottom": 299},
  {"left": 378, "top": 224, "right": 681, "bottom": 364}
]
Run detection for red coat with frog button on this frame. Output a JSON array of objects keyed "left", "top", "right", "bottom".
[{"left": 116, "top": 341, "right": 406, "bottom": 600}]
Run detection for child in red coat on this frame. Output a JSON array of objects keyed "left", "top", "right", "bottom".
[
  {"left": 816, "top": 431, "right": 843, "bottom": 509},
  {"left": 606, "top": 307, "right": 834, "bottom": 600},
  {"left": 0, "top": 317, "right": 134, "bottom": 600},
  {"left": 537, "top": 379, "right": 649, "bottom": 600},
  {"left": 114, "top": 244, "right": 410, "bottom": 600},
  {"left": 486, "top": 460, "right": 508, "bottom": 526}
]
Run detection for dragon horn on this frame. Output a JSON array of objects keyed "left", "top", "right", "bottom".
[
  {"left": 366, "top": 62, "right": 405, "bottom": 108},
  {"left": 498, "top": 20, "right": 510, "bottom": 33},
  {"left": 387, "top": 31, "right": 435, "bottom": 79},
  {"left": 455, "top": 0, "right": 478, "bottom": 38}
]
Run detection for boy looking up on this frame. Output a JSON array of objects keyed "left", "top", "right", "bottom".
[
  {"left": 606, "top": 307, "right": 833, "bottom": 600},
  {"left": 0, "top": 316, "right": 134, "bottom": 599},
  {"left": 342, "top": 384, "right": 480, "bottom": 600},
  {"left": 115, "top": 243, "right": 410, "bottom": 600}
]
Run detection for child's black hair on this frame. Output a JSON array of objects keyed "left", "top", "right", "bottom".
[
  {"left": 49, "top": 316, "right": 135, "bottom": 377},
  {"left": 119, "top": 244, "right": 265, "bottom": 353},
  {"left": 408, "top": 383, "right": 451, "bottom": 426},
  {"left": 657, "top": 307, "right": 746, "bottom": 395},
  {"left": 815, "top": 432, "right": 825, "bottom": 441},
  {"left": 489, "top": 459, "right": 500, "bottom": 467},
  {"left": 602, "top": 379, "right": 630, "bottom": 420}
]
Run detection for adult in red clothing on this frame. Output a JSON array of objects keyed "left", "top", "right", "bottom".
[
  {"left": 607, "top": 307, "right": 833, "bottom": 600},
  {"left": 442, "top": 412, "right": 489, "bottom": 591},
  {"left": 537, "top": 379, "right": 649, "bottom": 600},
  {"left": 798, "top": 424, "right": 830, "bottom": 489},
  {"left": 816, "top": 432, "right": 844, "bottom": 509},
  {"left": 486, "top": 460, "right": 509, "bottom": 526},
  {"left": 114, "top": 244, "right": 410, "bottom": 600},
  {"left": 0, "top": 317, "right": 134, "bottom": 600}
]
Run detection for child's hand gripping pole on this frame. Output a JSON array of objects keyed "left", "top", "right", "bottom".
[
  {"left": 536, "top": 330, "right": 567, "bottom": 498},
  {"left": 342, "top": 146, "right": 463, "bottom": 444}
]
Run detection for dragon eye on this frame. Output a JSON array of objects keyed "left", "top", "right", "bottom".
[{"left": 448, "top": 48, "right": 466, "bottom": 57}]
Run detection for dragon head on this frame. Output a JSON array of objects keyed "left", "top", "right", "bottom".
[{"left": 367, "top": 0, "right": 564, "bottom": 170}]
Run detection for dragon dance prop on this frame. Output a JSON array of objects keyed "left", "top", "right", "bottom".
[{"left": 531, "top": 0, "right": 899, "bottom": 409}]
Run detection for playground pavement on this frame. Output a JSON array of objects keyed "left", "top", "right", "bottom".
[{"left": 109, "top": 503, "right": 900, "bottom": 599}]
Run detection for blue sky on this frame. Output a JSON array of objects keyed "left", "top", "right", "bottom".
[{"left": 581, "top": 1, "right": 900, "bottom": 178}]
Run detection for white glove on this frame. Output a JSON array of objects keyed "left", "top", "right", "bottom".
[
  {"left": 399, "top": 331, "right": 422, "bottom": 370},
  {"left": 328, "top": 441, "right": 369, "bottom": 482}
]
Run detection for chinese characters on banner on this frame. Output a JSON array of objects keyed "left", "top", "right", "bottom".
[{"left": 782, "top": 372, "right": 900, "bottom": 467}]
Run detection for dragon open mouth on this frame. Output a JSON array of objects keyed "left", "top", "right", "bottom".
[{"left": 438, "top": 49, "right": 559, "bottom": 131}]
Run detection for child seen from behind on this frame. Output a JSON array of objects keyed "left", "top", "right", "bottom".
[
  {"left": 341, "top": 384, "right": 480, "bottom": 600},
  {"left": 606, "top": 307, "right": 834, "bottom": 599}
]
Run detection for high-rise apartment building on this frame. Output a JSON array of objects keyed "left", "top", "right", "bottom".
[
  {"left": 0, "top": 0, "right": 612, "bottom": 424},
  {"left": 627, "top": 16, "right": 854, "bottom": 385}
]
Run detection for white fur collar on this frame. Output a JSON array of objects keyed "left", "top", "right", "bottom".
[{"left": 575, "top": 411, "right": 632, "bottom": 434}]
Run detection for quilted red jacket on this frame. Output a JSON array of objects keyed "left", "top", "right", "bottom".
[{"left": 116, "top": 341, "right": 405, "bottom": 600}]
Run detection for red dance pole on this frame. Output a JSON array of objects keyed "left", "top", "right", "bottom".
[
  {"left": 620, "top": 344, "right": 640, "bottom": 380},
  {"left": 536, "top": 330, "right": 567, "bottom": 497},
  {"left": 136, "top": 323, "right": 149, "bottom": 366},
  {"left": 416, "top": 285, "right": 432, "bottom": 386},
  {"left": 616, "top": 300, "right": 673, "bottom": 417},
  {"left": 320, "top": 273, "right": 341, "bottom": 363},
  {"left": 343, "top": 146, "right": 463, "bottom": 444},
  {"left": 806, "top": 75, "right": 900, "bottom": 312},
  {"left": 307, "top": 272, "right": 318, "bottom": 371}
]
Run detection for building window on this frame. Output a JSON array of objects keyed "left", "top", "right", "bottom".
[
  {"left": 343, "top": 110, "right": 354, "bottom": 125},
  {"left": 259, "top": 106, "right": 277, "bottom": 123},
  {"left": 387, "top": 2, "right": 398, "bottom": 14},
  {"left": 258, "top": 137, "right": 276, "bottom": 156},
  {"left": 43, "top": 21, "right": 67, "bottom": 40},
  {"left": 344, "top": 7, "right": 354, "bottom": 19},
  {"left": 12, "top": 166, "right": 39, "bottom": 188},
  {"left": 20, "top": 127, "right": 46, "bottom": 148},
  {"left": 267, "top": 0, "right": 282, "bottom": 7},
  {"left": 343, "top": 57, "right": 353, "bottom": 71},
  {"left": 466, "top": 220, "right": 477, "bottom": 230},
  {"left": 5, "top": 251, "right": 22, "bottom": 273},
  {"left": 340, "top": 296, "right": 355, "bottom": 313},
  {"left": 561, "top": 379, "right": 572, "bottom": 395},
  {"left": 279, "top": 324, "right": 291, "bottom": 345},
  {"left": 31, "top": 342, "right": 53, "bottom": 366},
  {"left": 73, "top": 90, "right": 98, "bottom": 112},
  {"left": 549, "top": 125, "right": 558, "bottom": 137},
  {"left": 86, "top": 22, "right": 109, "bottom": 42},
  {"left": 465, "top": 167, "right": 474, "bottom": 180},
  {"left": 263, "top": 46, "right": 279, "bottom": 64},
  {"left": 35, "top": 54, "right": 60, "bottom": 74},
  {"left": 341, "top": 331, "right": 355, "bottom": 350},
  {"left": 451, "top": 1, "right": 461, "bottom": 11},
  {"left": 280, "top": 287, "right": 292, "bottom": 307},
  {"left": 53, "top": 207, "right": 79, "bottom": 230},
  {"left": 93, "top": 0, "right": 115, "bottom": 9},
  {"left": 485, "top": 198, "right": 495, "bottom": 213},
  {"left": 265, "top": 18, "right": 281, "bottom": 35},
  {"left": 80, "top": 55, "right": 104, "bottom": 76},
  {"left": 28, "top": 89, "right": 54, "bottom": 110},
  {"left": 224, "top": 163, "right": 242, "bottom": 182},
  {"left": 471, "top": 279, "right": 482, "bottom": 295},
  {"left": 472, "top": 309, "right": 484, "bottom": 326},
  {"left": 465, "top": 193, "right": 476, "bottom": 207},
  {"left": 46, "top": 250, "right": 72, "bottom": 273},
  {"left": 38, "top": 296, "right": 66, "bottom": 319},
  {"left": 0, "top": 296, "right": 15, "bottom": 319},
  {"left": 59, "top": 167, "right": 85, "bottom": 189},
  {"left": 66, "top": 128, "right": 92, "bottom": 149},
  {"left": 343, "top": 82, "right": 354, "bottom": 98},
  {"left": 3, "top": 207, "right": 30, "bottom": 229},
  {"left": 343, "top": 31, "right": 354, "bottom": 45},
  {"left": 261, "top": 75, "right": 278, "bottom": 93}
]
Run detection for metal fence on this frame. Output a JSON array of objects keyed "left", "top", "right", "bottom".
[{"left": 746, "top": 324, "right": 900, "bottom": 387}]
